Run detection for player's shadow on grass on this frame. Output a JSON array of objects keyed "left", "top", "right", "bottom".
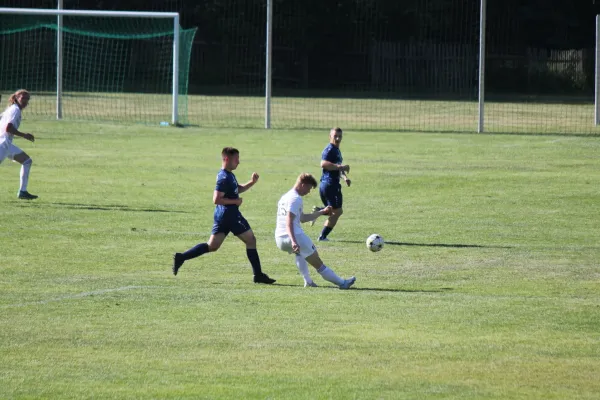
[
  {"left": 337, "top": 239, "right": 511, "bottom": 249},
  {"left": 351, "top": 287, "right": 453, "bottom": 293},
  {"left": 19, "top": 202, "right": 190, "bottom": 214},
  {"left": 270, "top": 283, "right": 452, "bottom": 293}
]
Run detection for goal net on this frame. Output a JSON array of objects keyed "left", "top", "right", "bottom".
[{"left": 0, "top": 10, "right": 196, "bottom": 125}]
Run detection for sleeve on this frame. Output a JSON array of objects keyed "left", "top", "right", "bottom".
[
  {"left": 1, "top": 107, "right": 17, "bottom": 132},
  {"left": 288, "top": 196, "right": 302, "bottom": 217},
  {"left": 215, "top": 174, "right": 228, "bottom": 192},
  {"left": 322, "top": 146, "right": 337, "bottom": 163},
  {"left": 6, "top": 107, "right": 19, "bottom": 125}
]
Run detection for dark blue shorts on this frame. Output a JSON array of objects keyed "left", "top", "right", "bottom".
[
  {"left": 319, "top": 182, "right": 343, "bottom": 209},
  {"left": 212, "top": 212, "right": 252, "bottom": 236}
]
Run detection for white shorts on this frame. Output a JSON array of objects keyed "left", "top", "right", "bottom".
[
  {"left": 275, "top": 232, "right": 317, "bottom": 259},
  {"left": 0, "top": 142, "right": 22, "bottom": 164}
]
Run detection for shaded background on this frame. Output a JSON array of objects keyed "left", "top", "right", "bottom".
[{"left": 3, "top": 0, "right": 595, "bottom": 99}]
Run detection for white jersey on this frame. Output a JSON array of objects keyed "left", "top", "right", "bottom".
[
  {"left": 0, "top": 104, "right": 22, "bottom": 147},
  {"left": 275, "top": 188, "right": 304, "bottom": 237}
]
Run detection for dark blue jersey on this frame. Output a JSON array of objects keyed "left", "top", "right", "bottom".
[
  {"left": 320, "top": 143, "right": 343, "bottom": 183},
  {"left": 214, "top": 169, "right": 240, "bottom": 217}
]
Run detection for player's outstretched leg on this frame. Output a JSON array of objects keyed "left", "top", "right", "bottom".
[
  {"left": 172, "top": 253, "right": 185, "bottom": 276},
  {"left": 305, "top": 250, "right": 355, "bottom": 289},
  {"left": 172, "top": 234, "right": 224, "bottom": 276},
  {"left": 172, "top": 242, "right": 209, "bottom": 275},
  {"left": 339, "top": 276, "right": 356, "bottom": 290}
]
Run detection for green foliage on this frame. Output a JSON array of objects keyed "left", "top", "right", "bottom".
[{"left": 0, "top": 121, "right": 599, "bottom": 399}]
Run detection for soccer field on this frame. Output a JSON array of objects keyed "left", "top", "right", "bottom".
[{"left": 1, "top": 121, "right": 599, "bottom": 399}]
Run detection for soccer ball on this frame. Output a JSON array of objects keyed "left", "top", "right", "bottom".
[{"left": 366, "top": 234, "right": 384, "bottom": 252}]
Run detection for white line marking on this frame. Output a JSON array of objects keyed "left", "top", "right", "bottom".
[{"left": 0, "top": 285, "right": 157, "bottom": 309}]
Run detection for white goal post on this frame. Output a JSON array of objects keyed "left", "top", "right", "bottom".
[{"left": 0, "top": 7, "right": 181, "bottom": 125}]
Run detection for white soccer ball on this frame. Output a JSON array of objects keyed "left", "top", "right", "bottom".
[{"left": 366, "top": 234, "right": 384, "bottom": 252}]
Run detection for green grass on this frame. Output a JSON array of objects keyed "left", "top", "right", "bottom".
[
  {"left": 1, "top": 121, "right": 599, "bottom": 399},
  {"left": 9, "top": 92, "right": 600, "bottom": 134}
]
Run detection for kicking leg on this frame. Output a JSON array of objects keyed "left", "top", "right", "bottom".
[{"left": 305, "top": 250, "right": 355, "bottom": 289}]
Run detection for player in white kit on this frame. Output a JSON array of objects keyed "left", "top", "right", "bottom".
[
  {"left": 275, "top": 173, "right": 356, "bottom": 289},
  {"left": 0, "top": 89, "right": 38, "bottom": 199}
]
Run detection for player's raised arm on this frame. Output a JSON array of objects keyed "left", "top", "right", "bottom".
[
  {"left": 238, "top": 172, "right": 259, "bottom": 193},
  {"left": 300, "top": 205, "right": 331, "bottom": 223}
]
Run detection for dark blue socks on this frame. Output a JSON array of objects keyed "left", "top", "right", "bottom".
[
  {"left": 182, "top": 243, "right": 209, "bottom": 260},
  {"left": 319, "top": 226, "right": 333, "bottom": 240},
  {"left": 246, "top": 248, "right": 263, "bottom": 275}
]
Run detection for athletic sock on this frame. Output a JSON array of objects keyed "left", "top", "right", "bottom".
[
  {"left": 19, "top": 158, "right": 32, "bottom": 192},
  {"left": 295, "top": 254, "right": 313, "bottom": 284},
  {"left": 246, "top": 248, "right": 263, "bottom": 275},
  {"left": 319, "top": 226, "right": 333, "bottom": 239},
  {"left": 317, "top": 264, "right": 344, "bottom": 286},
  {"left": 182, "top": 243, "right": 209, "bottom": 260}
]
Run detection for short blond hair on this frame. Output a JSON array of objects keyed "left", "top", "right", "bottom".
[{"left": 296, "top": 173, "right": 317, "bottom": 188}]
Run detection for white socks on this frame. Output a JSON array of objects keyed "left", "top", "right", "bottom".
[
  {"left": 295, "top": 254, "right": 314, "bottom": 285},
  {"left": 19, "top": 158, "right": 32, "bottom": 192},
  {"left": 317, "top": 265, "right": 345, "bottom": 286}
]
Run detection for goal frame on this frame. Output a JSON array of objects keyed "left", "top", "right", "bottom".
[{"left": 0, "top": 7, "right": 181, "bottom": 125}]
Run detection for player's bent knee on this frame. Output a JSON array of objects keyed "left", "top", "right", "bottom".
[
  {"left": 329, "top": 208, "right": 342, "bottom": 220},
  {"left": 13, "top": 153, "right": 31, "bottom": 164},
  {"left": 207, "top": 243, "right": 221, "bottom": 252},
  {"left": 207, "top": 238, "right": 223, "bottom": 252},
  {"left": 239, "top": 231, "right": 257, "bottom": 246}
]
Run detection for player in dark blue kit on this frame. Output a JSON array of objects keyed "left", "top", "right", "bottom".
[
  {"left": 313, "top": 127, "right": 351, "bottom": 241},
  {"left": 172, "top": 147, "right": 276, "bottom": 284}
]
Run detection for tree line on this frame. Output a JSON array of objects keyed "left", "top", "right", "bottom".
[{"left": 3, "top": 0, "right": 597, "bottom": 96}]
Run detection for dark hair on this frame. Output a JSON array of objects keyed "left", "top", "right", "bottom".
[
  {"left": 297, "top": 173, "right": 318, "bottom": 188},
  {"left": 330, "top": 127, "right": 343, "bottom": 135},
  {"left": 221, "top": 147, "right": 239, "bottom": 158}
]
